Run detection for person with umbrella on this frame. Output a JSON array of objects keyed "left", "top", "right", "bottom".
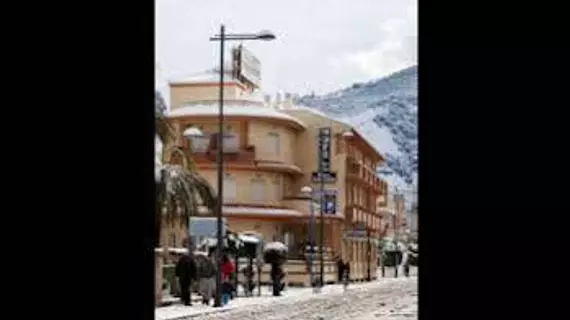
[{"left": 263, "top": 241, "right": 287, "bottom": 297}]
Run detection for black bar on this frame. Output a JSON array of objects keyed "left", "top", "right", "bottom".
[{"left": 213, "top": 24, "right": 225, "bottom": 308}]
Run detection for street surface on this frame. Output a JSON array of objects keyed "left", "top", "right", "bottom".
[{"left": 158, "top": 276, "right": 417, "bottom": 320}]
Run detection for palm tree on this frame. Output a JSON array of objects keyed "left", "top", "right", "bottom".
[
  {"left": 154, "top": 90, "right": 217, "bottom": 248},
  {"left": 156, "top": 90, "right": 173, "bottom": 143},
  {"left": 156, "top": 164, "right": 218, "bottom": 247}
]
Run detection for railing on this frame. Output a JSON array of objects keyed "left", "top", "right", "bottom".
[
  {"left": 191, "top": 132, "right": 256, "bottom": 164},
  {"left": 208, "top": 132, "right": 240, "bottom": 153}
]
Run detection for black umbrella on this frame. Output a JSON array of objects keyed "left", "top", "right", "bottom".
[{"left": 263, "top": 241, "right": 288, "bottom": 264}]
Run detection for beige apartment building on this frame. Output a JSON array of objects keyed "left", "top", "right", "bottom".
[
  {"left": 379, "top": 193, "right": 408, "bottom": 240},
  {"left": 162, "top": 66, "right": 388, "bottom": 283}
]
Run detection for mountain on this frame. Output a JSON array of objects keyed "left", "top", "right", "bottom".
[{"left": 297, "top": 65, "right": 418, "bottom": 193}]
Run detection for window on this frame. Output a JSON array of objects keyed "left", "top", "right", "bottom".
[
  {"left": 251, "top": 179, "right": 265, "bottom": 201},
  {"left": 223, "top": 175, "right": 237, "bottom": 201},
  {"left": 271, "top": 176, "right": 282, "bottom": 200},
  {"left": 267, "top": 132, "right": 280, "bottom": 155}
]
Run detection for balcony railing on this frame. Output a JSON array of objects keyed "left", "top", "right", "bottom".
[
  {"left": 208, "top": 132, "right": 240, "bottom": 153},
  {"left": 191, "top": 132, "right": 256, "bottom": 164}
]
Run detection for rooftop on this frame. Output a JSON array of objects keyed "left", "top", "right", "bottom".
[
  {"left": 167, "top": 103, "right": 307, "bottom": 130},
  {"left": 168, "top": 65, "right": 237, "bottom": 85}
]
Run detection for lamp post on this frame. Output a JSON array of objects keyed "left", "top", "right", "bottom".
[
  {"left": 391, "top": 211, "right": 398, "bottom": 278},
  {"left": 182, "top": 126, "right": 204, "bottom": 244},
  {"left": 366, "top": 227, "right": 371, "bottom": 282},
  {"left": 301, "top": 186, "right": 316, "bottom": 291},
  {"left": 209, "top": 26, "right": 276, "bottom": 307}
]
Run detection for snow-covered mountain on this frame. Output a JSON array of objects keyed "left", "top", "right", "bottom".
[{"left": 297, "top": 65, "right": 418, "bottom": 193}]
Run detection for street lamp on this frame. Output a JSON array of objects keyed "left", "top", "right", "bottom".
[
  {"left": 301, "top": 186, "right": 316, "bottom": 292},
  {"left": 182, "top": 126, "right": 204, "bottom": 246},
  {"left": 391, "top": 211, "right": 398, "bottom": 278},
  {"left": 366, "top": 225, "right": 371, "bottom": 282},
  {"left": 209, "top": 25, "right": 276, "bottom": 307}
]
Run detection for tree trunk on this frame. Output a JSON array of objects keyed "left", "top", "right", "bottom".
[{"left": 155, "top": 251, "right": 164, "bottom": 306}]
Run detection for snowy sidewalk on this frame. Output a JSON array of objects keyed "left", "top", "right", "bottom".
[{"left": 156, "top": 276, "right": 417, "bottom": 320}]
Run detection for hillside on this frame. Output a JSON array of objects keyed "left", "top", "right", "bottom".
[{"left": 298, "top": 65, "right": 418, "bottom": 193}]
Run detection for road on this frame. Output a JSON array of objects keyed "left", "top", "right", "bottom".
[{"left": 191, "top": 277, "right": 417, "bottom": 320}]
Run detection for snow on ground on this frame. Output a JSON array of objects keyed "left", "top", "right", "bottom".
[
  {"left": 188, "top": 277, "right": 416, "bottom": 320},
  {"left": 157, "top": 270, "right": 417, "bottom": 320},
  {"left": 156, "top": 285, "right": 333, "bottom": 320}
]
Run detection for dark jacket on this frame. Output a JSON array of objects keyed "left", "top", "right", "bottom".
[
  {"left": 195, "top": 255, "right": 216, "bottom": 279},
  {"left": 337, "top": 260, "right": 345, "bottom": 281},
  {"left": 175, "top": 254, "right": 197, "bottom": 285},
  {"left": 270, "top": 263, "right": 283, "bottom": 281},
  {"left": 343, "top": 262, "right": 350, "bottom": 279}
]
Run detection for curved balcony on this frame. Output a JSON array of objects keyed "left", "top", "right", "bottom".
[{"left": 189, "top": 132, "right": 303, "bottom": 176}]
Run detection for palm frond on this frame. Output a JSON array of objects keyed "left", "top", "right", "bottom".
[
  {"left": 156, "top": 164, "right": 218, "bottom": 232},
  {"left": 155, "top": 90, "right": 176, "bottom": 143}
]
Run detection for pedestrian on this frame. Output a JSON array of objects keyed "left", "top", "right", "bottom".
[
  {"left": 342, "top": 260, "right": 350, "bottom": 291},
  {"left": 400, "top": 246, "right": 410, "bottom": 277},
  {"left": 270, "top": 262, "right": 283, "bottom": 296},
  {"left": 175, "top": 239, "right": 197, "bottom": 306},
  {"left": 242, "top": 264, "right": 255, "bottom": 297},
  {"left": 196, "top": 253, "right": 216, "bottom": 306},
  {"left": 220, "top": 254, "right": 235, "bottom": 306}
]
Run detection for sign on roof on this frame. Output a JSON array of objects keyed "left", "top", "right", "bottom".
[{"left": 232, "top": 45, "right": 261, "bottom": 88}]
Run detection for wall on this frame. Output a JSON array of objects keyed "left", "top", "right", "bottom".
[
  {"left": 248, "top": 121, "right": 297, "bottom": 165},
  {"left": 226, "top": 218, "right": 281, "bottom": 241},
  {"left": 282, "top": 110, "right": 350, "bottom": 214},
  {"left": 170, "top": 84, "right": 242, "bottom": 110},
  {"left": 197, "top": 169, "right": 287, "bottom": 206}
]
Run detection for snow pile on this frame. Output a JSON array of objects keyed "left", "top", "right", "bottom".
[{"left": 298, "top": 66, "right": 418, "bottom": 196}]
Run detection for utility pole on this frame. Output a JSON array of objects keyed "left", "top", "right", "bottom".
[{"left": 366, "top": 227, "right": 371, "bottom": 281}]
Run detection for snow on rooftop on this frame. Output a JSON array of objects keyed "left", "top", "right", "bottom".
[
  {"left": 168, "top": 104, "right": 307, "bottom": 129},
  {"left": 169, "top": 66, "right": 236, "bottom": 85},
  {"left": 287, "top": 105, "right": 330, "bottom": 118}
]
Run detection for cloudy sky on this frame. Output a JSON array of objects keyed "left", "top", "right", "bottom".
[{"left": 155, "top": 0, "right": 417, "bottom": 98}]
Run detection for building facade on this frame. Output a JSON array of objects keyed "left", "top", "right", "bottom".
[{"left": 163, "top": 66, "right": 388, "bottom": 283}]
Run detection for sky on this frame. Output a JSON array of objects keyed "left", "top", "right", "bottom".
[{"left": 155, "top": 0, "right": 417, "bottom": 100}]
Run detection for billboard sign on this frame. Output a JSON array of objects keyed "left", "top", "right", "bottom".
[
  {"left": 233, "top": 45, "right": 262, "bottom": 88},
  {"left": 312, "top": 127, "right": 337, "bottom": 183},
  {"left": 189, "top": 217, "right": 227, "bottom": 245}
]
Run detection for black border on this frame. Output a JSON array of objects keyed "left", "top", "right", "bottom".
[
  {"left": 17, "top": 0, "right": 570, "bottom": 318},
  {"left": 19, "top": 1, "right": 156, "bottom": 318},
  {"left": 420, "top": 2, "right": 568, "bottom": 319}
]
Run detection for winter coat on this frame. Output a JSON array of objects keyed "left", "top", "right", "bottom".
[
  {"left": 221, "top": 260, "right": 235, "bottom": 282},
  {"left": 195, "top": 255, "right": 216, "bottom": 279},
  {"left": 175, "top": 255, "right": 196, "bottom": 285},
  {"left": 343, "top": 262, "right": 351, "bottom": 279},
  {"left": 270, "top": 264, "right": 283, "bottom": 281},
  {"left": 336, "top": 260, "right": 345, "bottom": 281},
  {"left": 198, "top": 277, "right": 215, "bottom": 300}
]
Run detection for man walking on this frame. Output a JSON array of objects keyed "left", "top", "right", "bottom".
[
  {"left": 342, "top": 260, "right": 350, "bottom": 291},
  {"left": 175, "top": 238, "right": 197, "bottom": 306}
]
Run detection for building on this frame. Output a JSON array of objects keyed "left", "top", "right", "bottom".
[
  {"left": 280, "top": 107, "right": 388, "bottom": 281},
  {"left": 163, "top": 64, "right": 388, "bottom": 284},
  {"left": 380, "top": 193, "right": 407, "bottom": 240}
]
